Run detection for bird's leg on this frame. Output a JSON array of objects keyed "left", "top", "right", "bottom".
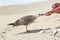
[{"left": 26, "top": 25, "right": 30, "bottom": 32}]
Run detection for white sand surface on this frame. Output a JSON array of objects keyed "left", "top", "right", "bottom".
[{"left": 0, "top": 0, "right": 60, "bottom": 40}]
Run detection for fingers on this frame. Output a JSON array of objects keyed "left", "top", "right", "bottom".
[
  {"left": 52, "top": 3, "right": 60, "bottom": 9},
  {"left": 44, "top": 3, "right": 60, "bottom": 16},
  {"left": 45, "top": 13, "right": 52, "bottom": 16},
  {"left": 44, "top": 11, "right": 54, "bottom": 16}
]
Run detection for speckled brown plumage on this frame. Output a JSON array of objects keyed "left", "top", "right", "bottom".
[{"left": 8, "top": 14, "right": 44, "bottom": 32}]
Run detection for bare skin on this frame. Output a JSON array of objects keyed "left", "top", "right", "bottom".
[{"left": 45, "top": 3, "right": 60, "bottom": 16}]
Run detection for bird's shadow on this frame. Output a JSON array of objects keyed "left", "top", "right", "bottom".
[
  {"left": 14, "top": 26, "right": 60, "bottom": 36},
  {"left": 55, "top": 26, "right": 60, "bottom": 29},
  {"left": 15, "top": 28, "right": 51, "bottom": 35}
]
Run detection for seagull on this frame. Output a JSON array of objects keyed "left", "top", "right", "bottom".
[{"left": 8, "top": 14, "right": 44, "bottom": 32}]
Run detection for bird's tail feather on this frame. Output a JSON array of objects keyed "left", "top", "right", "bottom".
[{"left": 7, "top": 23, "right": 15, "bottom": 26}]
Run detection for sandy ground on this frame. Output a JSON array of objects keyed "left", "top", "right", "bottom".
[{"left": 0, "top": 0, "right": 60, "bottom": 40}]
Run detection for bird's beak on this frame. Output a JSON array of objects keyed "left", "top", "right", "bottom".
[{"left": 40, "top": 14, "right": 44, "bottom": 16}]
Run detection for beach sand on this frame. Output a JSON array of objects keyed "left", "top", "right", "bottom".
[{"left": 0, "top": 0, "right": 60, "bottom": 40}]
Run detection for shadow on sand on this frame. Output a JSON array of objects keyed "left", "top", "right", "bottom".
[
  {"left": 15, "top": 28, "right": 51, "bottom": 35},
  {"left": 14, "top": 26, "right": 60, "bottom": 36}
]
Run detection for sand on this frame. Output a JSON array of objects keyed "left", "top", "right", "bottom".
[{"left": 0, "top": 0, "right": 60, "bottom": 40}]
